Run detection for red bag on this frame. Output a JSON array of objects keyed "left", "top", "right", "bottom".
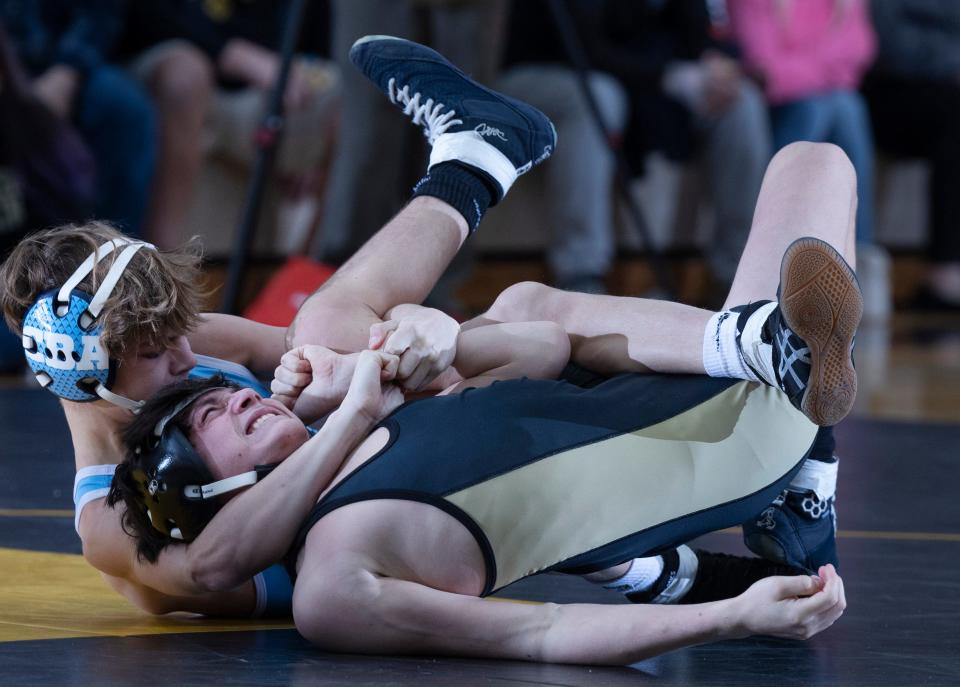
[{"left": 243, "top": 256, "right": 336, "bottom": 326}]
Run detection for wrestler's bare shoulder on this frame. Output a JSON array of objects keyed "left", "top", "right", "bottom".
[{"left": 297, "top": 499, "right": 487, "bottom": 597}]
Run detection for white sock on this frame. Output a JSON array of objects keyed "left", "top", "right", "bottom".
[
  {"left": 599, "top": 556, "right": 664, "bottom": 595},
  {"left": 703, "top": 308, "right": 768, "bottom": 382},
  {"left": 788, "top": 457, "right": 838, "bottom": 500}
]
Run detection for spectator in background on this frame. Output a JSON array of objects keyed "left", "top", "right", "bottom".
[
  {"left": 495, "top": 0, "right": 628, "bottom": 294},
  {"left": 561, "top": 0, "right": 772, "bottom": 299},
  {"left": 0, "top": 0, "right": 156, "bottom": 238},
  {"left": 0, "top": 18, "right": 98, "bottom": 373},
  {"left": 313, "top": 0, "right": 505, "bottom": 313},
  {"left": 0, "top": 17, "right": 94, "bottom": 374},
  {"left": 115, "top": 0, "right": 338, "bottom": 249},
  {"left": 0, "top": 21, "right": 95, "bottom": 248},
  {"left": 728, "top": 0, "right": 887, "bottom": 319},
  {"left": 862, "top": 0, "right": 960, "bottom": 310}
]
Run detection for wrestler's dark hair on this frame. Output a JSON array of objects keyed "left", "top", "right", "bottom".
[{"left": 107, "top": 375, "right": 238, "bottom": 563}]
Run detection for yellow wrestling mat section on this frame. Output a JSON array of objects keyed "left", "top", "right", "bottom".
[
  {"left": 3, "top": 521, "right": 957, "bottom": 646},
  {"left": 0, "top": 548, "right": 293, "bottom": 643}
]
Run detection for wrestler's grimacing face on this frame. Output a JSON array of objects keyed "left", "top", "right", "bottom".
[{"left": 186, "top": 387, "right": 310, "bottom": 480}]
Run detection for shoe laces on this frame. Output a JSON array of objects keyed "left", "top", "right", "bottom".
[{"left": 388, "top": 78, "right": 463, "bottom": 144}]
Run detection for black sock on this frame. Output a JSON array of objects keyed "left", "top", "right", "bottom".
[
  {"left": 411, "top": 161, "right": 497, "bottom": 233},
  {"left": 808, "top": 426, "right": 838, "bottom": 463}
]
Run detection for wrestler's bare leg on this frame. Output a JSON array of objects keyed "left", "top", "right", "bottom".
[
  {"left": 723, "top": 142, "right": 857, "bottom": 308},
  {"left": 484, "top": 142, "right": 858, "bottom": 376},
  {"left": 478, "top": 286, "right": 712, "bottom": 375},
  {"left": 289, "top": 34, "right": 556, "bottom": 355},
  {"left": 289, "top": 196, "right": 470, "bottom": 353}
]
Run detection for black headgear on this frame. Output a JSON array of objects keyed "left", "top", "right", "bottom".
[
  {"left": 131, "top": 387, "right": 276, "bottom": 541},
  {"left": 133, "top": 426, "right": 222, "bottom": 541}
]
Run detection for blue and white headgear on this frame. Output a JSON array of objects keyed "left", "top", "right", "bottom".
[{"left": 21, "top": 238, "right": 154, "bottom": 411}]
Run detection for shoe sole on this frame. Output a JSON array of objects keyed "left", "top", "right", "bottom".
[{"left": 779, "top": 237, "right": 863, "bottom": 426}]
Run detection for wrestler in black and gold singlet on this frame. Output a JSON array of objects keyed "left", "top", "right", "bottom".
[{"left": 290, "top": 373, "right": 818, "bottom": 594}]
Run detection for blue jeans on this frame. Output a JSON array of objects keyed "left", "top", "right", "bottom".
[
  {"left": 772, "top": 91, "right": 874, "bottom": 243},
  {"left": 75, "top": 66, "right": 157, "bottom": 237}
]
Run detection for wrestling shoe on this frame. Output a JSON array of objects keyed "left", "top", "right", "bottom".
[
  {"left": 743, "top": 489, "right": 838, "bottom": 571},
  {"left": 625, "top": 545, "right": 806, "bottom": 605},
  {"left": 349, "top": 35, "right": 556, "bottom": 201},
  {"left": 743, "top": 455, "right": 839, "bottom": 571},
  {"left": 736, "top": 237, "right": 863, "bottom": 426}
]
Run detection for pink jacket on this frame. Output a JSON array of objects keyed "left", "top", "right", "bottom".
[{"left": 729, "top": 0, "right": 876, "bottom": 105}]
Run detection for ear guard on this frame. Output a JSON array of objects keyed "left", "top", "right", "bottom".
[{"left": 21, "top": 238, "right": 153, "bottom": 410}]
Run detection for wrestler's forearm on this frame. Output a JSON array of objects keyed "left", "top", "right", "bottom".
[
  {"left": 103, "top": 571, "right": 257, "bottom": 618},
  {"left": 82, "top": 499, "right": 257, "bottom": 614},
  {"left": 186, "top": 408, "right": 374, "bottom": 592},
  {"left": 441, "top": 322, "right": 570, "bottom": 392},
  {"left": 313, "top": 575, "right": 743, "bottom": 664},
  {"left": 539, "top": 600, "right": 741, "bottom": 664}
]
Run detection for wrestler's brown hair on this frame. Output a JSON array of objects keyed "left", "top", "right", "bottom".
[{"left": 0, "top": 221, "right": 205, "bottom": 357}]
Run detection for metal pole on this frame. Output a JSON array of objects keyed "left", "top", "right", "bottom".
[
  {"left": 546, "top": 0, "right": 674, "bottom": 297},
  {"left": 222, "top": 0, "right": 310, "bottom": 314}
]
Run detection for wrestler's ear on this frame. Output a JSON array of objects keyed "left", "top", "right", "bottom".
[{"left": 369, "top": 320, "right": 399, "bottom": 349}]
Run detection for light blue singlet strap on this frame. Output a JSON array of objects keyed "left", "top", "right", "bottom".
[
  {"left": 73, "top": 464, "right": 118, "bottom": 532},
  {"left": 189, "top": 354, "right": 271, "bottom": 397}
]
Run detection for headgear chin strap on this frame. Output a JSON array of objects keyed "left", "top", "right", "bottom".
[
  {"left": 135, "top": 386, "right": 276, "bottom": 541},
  {"left": 21, "top": 238, "right": 154, "bottom": 411}
]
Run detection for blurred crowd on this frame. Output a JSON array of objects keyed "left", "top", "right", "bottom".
[{"left": 2, "top": 0, "right": 960, "bottom": 370}]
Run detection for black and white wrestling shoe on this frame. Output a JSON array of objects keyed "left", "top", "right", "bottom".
[
  {"left": 735, "top": 238, "right": 863, "bottom": 426},
  {"left": 625, "top": 545, "right": 808, "bottom": 605},
  {"left": 349, "top": 35, "right": 556, "bottom": 202}
]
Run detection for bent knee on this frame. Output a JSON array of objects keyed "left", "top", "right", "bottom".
[
  {"left": 487, "top": 281, "right": 557, "bottom": 323},
  {"left": 773, "top": 142, "right": 856, "bottom": 189}
]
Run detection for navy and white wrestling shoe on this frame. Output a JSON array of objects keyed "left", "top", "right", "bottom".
[
  {"left": 626, "top": 546, "right": 807, "bottom": 605},
  {"left": 743, "top": 487, "right": 838, "bottom": 571},
  {"left": 735, "top": 237, "right": 863, "bottom": 426},
  {"left": 349, "top": 35, "right": 557, "bottom": 202},
  {"left": 743, "top": 431, "right": 840, "bottom": 570}
]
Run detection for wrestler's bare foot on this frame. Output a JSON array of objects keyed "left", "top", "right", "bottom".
[{"left": 777, "top": 237, "right": 862, "bottom": 426}]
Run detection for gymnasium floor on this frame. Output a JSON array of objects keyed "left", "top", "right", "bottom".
[{"left": 1, "top": 313, "right": 958, "bottom": 687}]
